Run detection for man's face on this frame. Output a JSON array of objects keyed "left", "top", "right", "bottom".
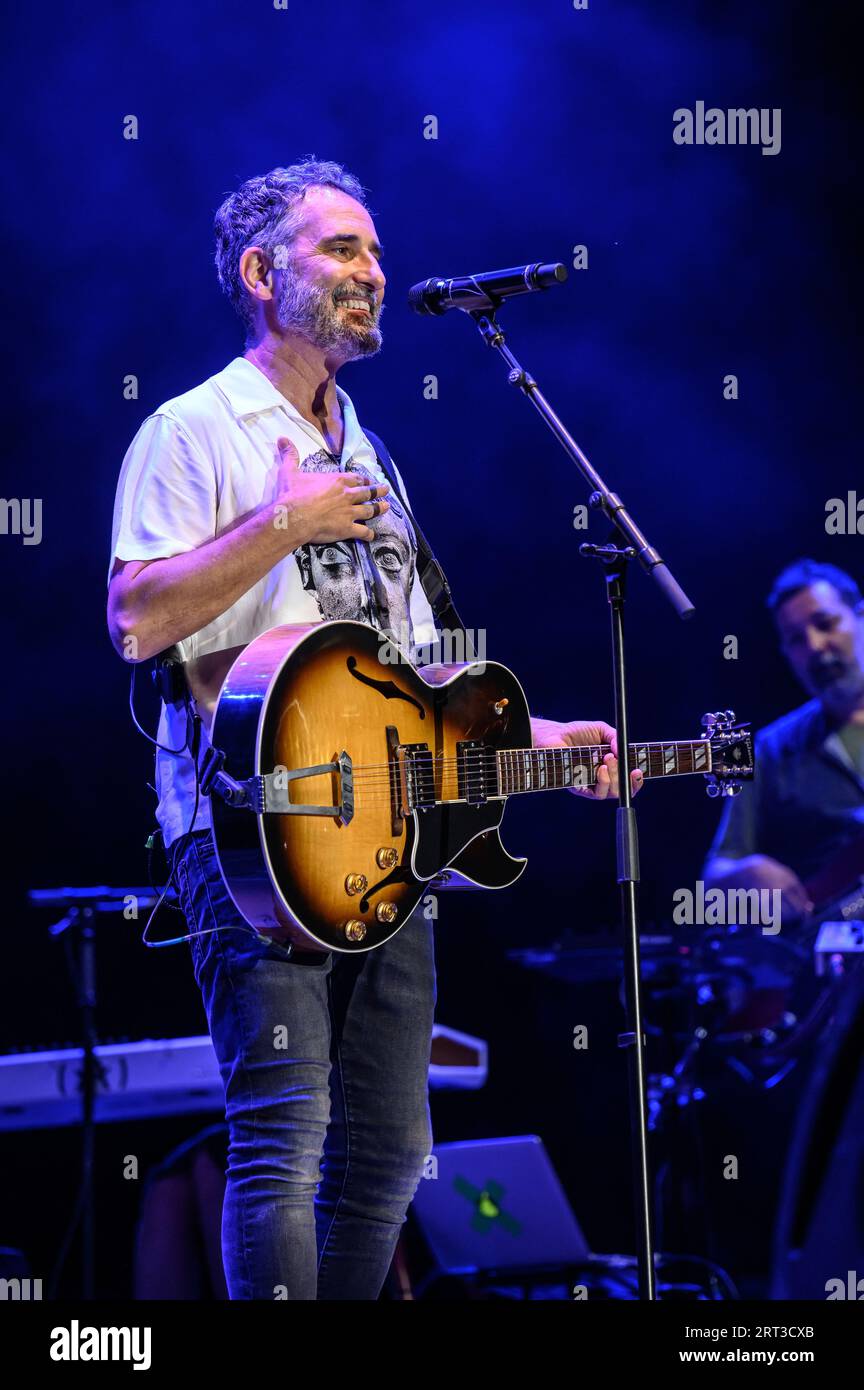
[
  {"left": 274, "top": 186, "right": 386, "bottom": 361},
  {"left": 775, "top": 580, "right": 864, "bottom": 708}
]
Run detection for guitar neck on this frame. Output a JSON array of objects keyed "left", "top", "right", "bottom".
[{"left": 497, "top": 740, "right": 713, "bottom": 795}]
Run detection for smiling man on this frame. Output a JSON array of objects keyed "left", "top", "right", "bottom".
[
  {"left": 704, "top": 559, "right": 864, "bottom": 927},
  {"left": 106, "top": 158, "right": 639, "bottom": 1301}
]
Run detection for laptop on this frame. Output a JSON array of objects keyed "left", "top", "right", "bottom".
[{"left": 410, "top": 1134, "right": 590, "bottom": 1275}]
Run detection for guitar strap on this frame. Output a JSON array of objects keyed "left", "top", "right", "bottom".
[{"left": 362, "top": 427, "right": 470, "bottom": 649}]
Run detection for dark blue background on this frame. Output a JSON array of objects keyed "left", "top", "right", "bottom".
[{"left": 1, "top": 0, "right": 860, "bottom": 1293}]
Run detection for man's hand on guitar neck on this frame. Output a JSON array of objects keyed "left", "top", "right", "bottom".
[{"left": 530, "top": 718, "right": 645, "bottom": 801}]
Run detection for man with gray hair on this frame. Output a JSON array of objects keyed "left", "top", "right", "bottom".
[{"left": 107, "top": 157, "right": 637, "bottom": 1299}]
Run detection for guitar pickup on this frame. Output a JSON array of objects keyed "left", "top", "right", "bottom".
[
  {"left": 401, "top": 744, "right": 435, "bottom": 813},
  {"left": 457, "top": 740, "right": 495, "bottom": 804}
]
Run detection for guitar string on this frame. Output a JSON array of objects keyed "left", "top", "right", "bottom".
[
  {"left": 282, "top": 750, "right": 714, "bottom": 788},
  {"left": 280, "top": 770, "right": 710, "bottom": 796},
  {"left": 283, "top": 761, "right": 711, "bottom": 800},
  {"left": 302, "top": 751, "right": 717, "bottom": 803},
  {"left": 304, "top": 766, "right": 711, "bottom": 808},
  {"left": 344, "top": 762, "right": 707, "bottom": 784},
  {"left": 345, "top": 747, "right": 710, "bottom": 771},
  {"left": 340, "top": 740, "right": 709, "bottom": 768},
  {"left": 258, "top": 743, "right": 723, "bottom": 807},
  {"left": 325, "top": 753, "right": 714, "bottom": 782},
  {"left": 257, "top": 749, "right": 716, "bottom": 809},
  {"left": 278, "top": 741, "right": 714, "bottom": 776}
]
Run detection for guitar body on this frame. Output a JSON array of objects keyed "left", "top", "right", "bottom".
[
  {"left": 207, "top": 624, "right": 753, "bottom": 955},
  {"left": 804, "top": 832, "right": 864, "bottom": 932},
  {"left": 210, "top": 620, "right": 531, "bottom": 953}
]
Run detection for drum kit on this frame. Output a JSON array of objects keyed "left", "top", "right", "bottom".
[
  {"left": 511, "top": 902, "right": 864, "bottom": 1266},
  {"left": 512, "top": 907, "right": 864, "bottom": 1118}
]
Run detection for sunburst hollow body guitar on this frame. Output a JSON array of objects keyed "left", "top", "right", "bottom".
[{"left": 201, "top": 620, "right": 753, "bottom": 954}]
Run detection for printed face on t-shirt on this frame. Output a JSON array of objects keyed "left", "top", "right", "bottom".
[
  {"left": 295, "top": 449, "right": 417, "bottom": 643},
  {"left": 304, "top": 539, "right": 368, "bottom": 621}
]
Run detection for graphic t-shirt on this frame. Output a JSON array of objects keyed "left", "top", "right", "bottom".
[{"left": 108, "top": 355, "right": 438, "bottom": 848}]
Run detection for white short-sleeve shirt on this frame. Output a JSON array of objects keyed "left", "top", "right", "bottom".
[{"left": 108, "top": 355, "right": 438, "bottom": 849}]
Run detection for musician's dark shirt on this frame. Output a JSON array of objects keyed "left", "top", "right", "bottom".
[
  {"left": 705, "top": 698, "right": 864, "bottom": 884},
  {"left": 839, "top": 721, "right": 864, "bottom": 776}
]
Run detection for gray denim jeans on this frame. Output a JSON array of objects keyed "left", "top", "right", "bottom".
[{"left": 172, "top": 829, "right": 436, "bottom": 1300}]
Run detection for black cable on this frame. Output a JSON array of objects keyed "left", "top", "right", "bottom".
[
  {"left": 126, "top": 658, "right": 202, "bottom": 945},
  {"left": 128, "top": 660, "right": 191, "bottom": 754},
  {"left": 46, "top": 1176, "right": 86, "bottom": 1300},
  {"left": 130, "top": 659, "right": 266, "bottom": 952},
  {"left": 139, "top": 677, "right": 203, "bottom": 948}
]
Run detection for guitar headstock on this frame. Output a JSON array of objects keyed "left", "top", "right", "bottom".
[{"left": 700, "top": 710, "right": 754, "bottom": 798}]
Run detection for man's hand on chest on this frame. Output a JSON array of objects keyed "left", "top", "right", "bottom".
[{"left": 272, "top": 436, "right": 391, "bottom": 545}]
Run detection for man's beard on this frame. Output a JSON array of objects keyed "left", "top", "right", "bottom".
[
  {"left": 276, "top": 265, "right": 383, "bottom": 359},
  {"left": 809, "top": 653, "right": 864, "bottom": 709}
]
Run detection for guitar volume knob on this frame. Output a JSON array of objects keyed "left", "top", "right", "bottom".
[
  {"left": 345, "top": 873, "right": 368, "bottom": 895},
  {"left": 344, "top": 919, "right": 367, "bottom": 942},
  {"left": 376, "top": 847, "right": 398, "bottom": 869},
  {"left": 375, "top": 902, "right": 398, "bottom": 924}
]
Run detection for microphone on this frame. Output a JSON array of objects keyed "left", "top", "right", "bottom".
[{"left": 408, "top": 261, "right": 567, "bottom": 316}]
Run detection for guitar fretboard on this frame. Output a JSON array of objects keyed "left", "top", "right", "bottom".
[{"left": 496, "top": 741, "right": 713, "bottom": 795}]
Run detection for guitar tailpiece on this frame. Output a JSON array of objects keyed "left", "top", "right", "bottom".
[{"left": 198, "top": 745, "right": 252, "bottom": 809}]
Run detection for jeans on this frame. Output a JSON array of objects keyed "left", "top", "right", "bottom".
[{"left": 171, "top": 829, "right": 436, "bottom": 1300}]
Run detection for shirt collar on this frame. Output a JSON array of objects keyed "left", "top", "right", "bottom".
[
  {"left": 805, "top": 698, "right": 864, "bottom": 789},
  {"left": 212, "top": 355, "right": 364, "bottom": 460}
]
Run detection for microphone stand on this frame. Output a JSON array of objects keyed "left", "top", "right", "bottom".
[
  {"left": 467, "top": 303, "right": 695, "bottom": 1301},
  {"left": 46, "top": 903, "right": 101, "bottom": 1299},
  {"left": 31, "top": 884, "right": 173, "bottom": 1298}
]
